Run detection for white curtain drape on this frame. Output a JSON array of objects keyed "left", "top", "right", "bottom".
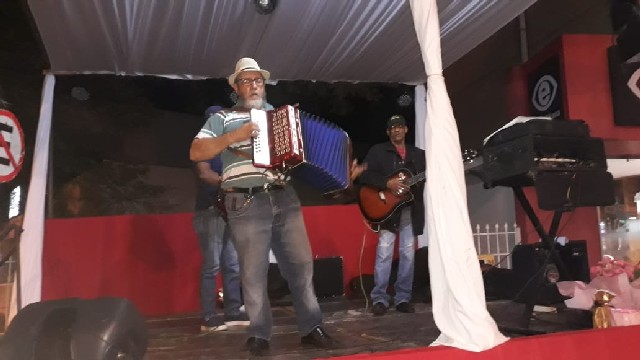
[
  {"left": 414, "top": 84, "right": 427, "bottom": 150},
  {"left": 414, "top": 84, "right": 428, "bottom": 248},
  {"left": 409, "top": 0, "right": 508, "bottom": 351},
  {"left": 19, "top": 73, "right": 56, "bottom": 308}
]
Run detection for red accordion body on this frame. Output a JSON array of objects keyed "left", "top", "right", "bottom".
[{"left": 251, "top": 105, "right": 305, "bottom": 169}]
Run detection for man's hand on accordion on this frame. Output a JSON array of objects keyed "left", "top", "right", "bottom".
[{"left": 231, "top": 122, "right": 261, "bottom": 143}]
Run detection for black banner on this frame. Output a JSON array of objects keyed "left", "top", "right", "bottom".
[{"left": 608, "top": 46, "right": 640, "bottom": 126}]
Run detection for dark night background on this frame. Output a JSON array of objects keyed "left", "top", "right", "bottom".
[{"left": 0, "top": 0, "right": 419, "bottom": 218}]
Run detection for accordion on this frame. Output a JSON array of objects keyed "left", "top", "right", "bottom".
[
  {"left": 250, "top": 105, "right": 351, "bottom": 194},
  {"left": 251, "top": 105, "right": 304, "bottom": 169}
]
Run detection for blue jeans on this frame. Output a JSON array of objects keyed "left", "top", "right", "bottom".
[
  {"left": 193, "top": 208, "right": 243, "bottom": 321},
  {"left": 371, "top": 207, "right": 415, "bottom": 306},
  {"left": 224, "top": 185, "right": 322, "bottom": 340}
]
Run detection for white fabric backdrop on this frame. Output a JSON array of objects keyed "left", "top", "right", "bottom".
[
  {"left": 409, "top": 0, "right": 508, "bottom": 351},
  {"left": 19, "top": 74, "right": 55, "bottom": 308}
]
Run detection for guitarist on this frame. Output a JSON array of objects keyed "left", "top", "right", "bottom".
[{"left": 359, "top": 115, "right": 426, "bottom": 316}]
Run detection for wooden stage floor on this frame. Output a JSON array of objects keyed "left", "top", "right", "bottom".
[{"left": 144, "top": 296, "right": 593, "bottom": 360}]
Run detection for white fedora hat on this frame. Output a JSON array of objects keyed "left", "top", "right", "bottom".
[{"left": 228, "top": 57, "right": 270, "bottom": 86}]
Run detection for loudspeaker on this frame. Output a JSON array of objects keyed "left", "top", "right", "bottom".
[
  {"left": 267, "top": 257, "right": 345, "bottom": 300},
  {"left": 312, "top": 257, "right": 344, "bottom": 298},
  {"left": 511, "top": 244, "right": 564, "bottom": 305},
  {"left": 555, "top": 240, "right": 590, "bottom": 283},
  {"left": 0, "top": 297, "right": 148, "bottom": 360},
  {"left": 412, "top": 246, "right": 431, "bottom": 302},
  {"left": 482, "top": 267, "right": 516, "bottom": 300},
  {"left": 535, "top": 170, "right": 614, "bottom": 211},
  {"left": 511, "top": 241, "right": 589, "bottom": 305}
]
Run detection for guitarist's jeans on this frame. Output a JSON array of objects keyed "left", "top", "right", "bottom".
[
  {"left": 371, "top": 208, "right": 415, "bottom": 307},
  {"left": 224, "top": 185, "right": 323, "bottom": 341},
  {"left": 193, "top": 208, "right": 243, "bottom": 322}
]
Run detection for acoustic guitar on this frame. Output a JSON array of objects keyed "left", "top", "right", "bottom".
[{"left": 358, "top": 168, "right": 425, "bottom": 224}]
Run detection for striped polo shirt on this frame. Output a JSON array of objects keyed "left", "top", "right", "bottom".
[{"left": 195, "top": 104, "right": 279, "bottom": 189}]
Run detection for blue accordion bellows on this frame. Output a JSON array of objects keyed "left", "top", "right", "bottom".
[{"left": 291, "top": 111, "right": 351, "bottom": 194}]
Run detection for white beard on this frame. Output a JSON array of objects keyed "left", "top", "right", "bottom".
[{"left": 239, "top": 98, "right": 264, "bottom": 110}]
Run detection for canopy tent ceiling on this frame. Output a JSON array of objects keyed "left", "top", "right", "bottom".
[{"left": 27, "top": 0, "right": 537, "bottom": 84}]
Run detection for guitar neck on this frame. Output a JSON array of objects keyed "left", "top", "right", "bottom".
[{"left": 406, "top": 171, "right": 425, "bottom": 186}]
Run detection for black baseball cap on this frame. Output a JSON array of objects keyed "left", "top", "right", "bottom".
[{"left": 387, "top": 115, "right": 407, "bottom": 129}]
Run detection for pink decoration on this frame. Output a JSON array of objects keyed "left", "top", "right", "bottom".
[
  {"left": 557, "top": 258, "right": 640, "bottom": 327},
  {"left": 611, "top": 308, "right": 640, "bottom": 326}
]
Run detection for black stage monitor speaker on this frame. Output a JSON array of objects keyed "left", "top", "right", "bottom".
[
  {"left": 268, "top": 257, "right": 345, "bottom": 300},
  {"left": 483, "top": 267, "right": 516, "bottom": 301},
  {"left": 557, "top": 240, "right": 590, "bottom": 283},
  {"left": 0, "top": 297, "right": 148, "bottom": 360},
  {"left": 412, "top": 246, "right": 431, "bottom": 302},
  {"left": 511, "top": 241, "right": 589, "bottom": 305},
  {"left": 313, "top": 257, "right": 344, "bottom": 298}
]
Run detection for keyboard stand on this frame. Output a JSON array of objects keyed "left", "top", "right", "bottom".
[{"left": 507, "top": 186, "right": 573, "bottom": 333}]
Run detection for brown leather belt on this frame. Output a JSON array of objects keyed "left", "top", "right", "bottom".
[{"left": 224, "top": 184, "right": 285, "bottom": 195}]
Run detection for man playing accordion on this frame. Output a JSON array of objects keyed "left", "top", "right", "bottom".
[{"left": 190, "top": 57, "right": 334, "bottom": 356}]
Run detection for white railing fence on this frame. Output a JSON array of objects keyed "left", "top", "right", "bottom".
[{"left": 473, "top": 223, "right": 520, "bottom": 269}]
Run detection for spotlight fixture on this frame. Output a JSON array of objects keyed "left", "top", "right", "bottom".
[
  {"left": 253, "top": 0, "right": 277, "bottom": 15},
  {"left": 71, "top": 86, "right": 90, "bottom": 101},
  {"left": 462, "top": 149, "right": 479, "bottom": 164},
  {"left": 396, "top": 92, "right": 412, "bottom": 107}
]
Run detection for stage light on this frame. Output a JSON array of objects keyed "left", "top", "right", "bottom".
[
  {"left": 253, "top": 0, "right": 277, "bottom": 15},
  {"left": 462, "top": 149, "right": 479, "bottom": 163},
  {"left": 71, "top": 86, "right": 90, "bottom": 101},
  {"left": 397, "top": 92, "right": 412, "bottom": 107}
]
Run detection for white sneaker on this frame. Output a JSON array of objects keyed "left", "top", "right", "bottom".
[
  {"left": 224, "top": 313, "right": 250, "bottom": 326},
  {"left": 200, "top": 317, "right": 228, "bottom": 332}
]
